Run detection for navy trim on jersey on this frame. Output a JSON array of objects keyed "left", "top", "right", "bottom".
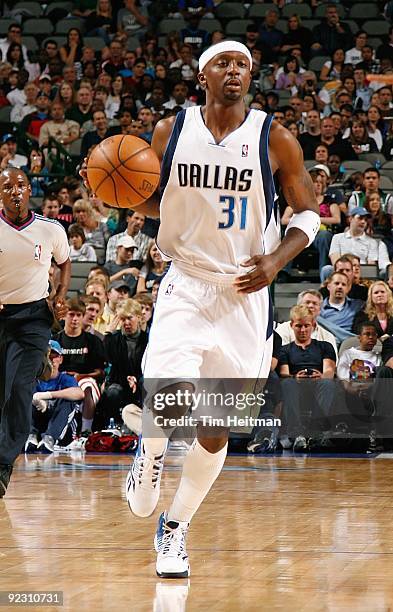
[
  {"left": 0, "top": 210, "right": 35, "bottom": 231},
  {"left": 259, "top": 114, "right": 276, "bottom": 228},
  {"left": 160, "top": 109, "right": 186, "bottom": 196},
  {"left": 266, "top": 287, "right": 274, "bottom": 340}
]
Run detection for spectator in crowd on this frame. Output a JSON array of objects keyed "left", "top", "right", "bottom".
[
  {"left": 26, "top": 340, "right": 84, "bottom": 453},
  {"left": 0, "top": 23, "right": 28, "bottom": 62},
  {"left": 105, "top": 209, "right": 150, "bottom": 262},
  {"left": 276, "top": 290, "right": 337, "bottom": 353},
  {"left": 96, "top": 298, "right": 148, "bottom": 428},
  {"left": 180, "top": 14, "right": 209, "bottom": 53},
  {"left": 169, "top": 43, "right": 198, "bottom": 82},
  {"left": 280, "top": 14, "right": 313, "bottom": 61},
  {"left": 22, "top": 148, "right": 49, "bottom": 197},
  {"left": 163, "top": 81, "right": 195, "bottom": 110},
  {"left": 352, "top": 281, "right": 393, "bottom": 337},
  {"left": 298, "top": 110, "right": 321, "bottom": 159},
  {"left": 348, "top": 168, "right": 393, "bottom": 219},
  {"left": 345, "top": 31, "right": 368, "bottom": 65},
  {"left": 318, "top": 272, "right": 364, "bottom": 342},
  {"left": 327, "top": 154, "right": 345, "bottom": 184},
  {"left": 364, "top": 192, "right": 392, "bottom": 253},
  {"left": 85, "top": 277, "right": 110, "bottom": 334},
  {"left": 1, "top": 133, "right": 27, "bottom": 168},
  {"left": 56, "top": 297, "right": 106, "bottom": 434},
  {"left": 375, "top": 86, "right": 393, "bottom": 118},
  {"left": 314, "top": 144, "right": 329, "bottom": 165},
  {"left": 55, "top": 81, "right": 76, "bottom": 114},
  {"left": 317, "top": 116, "right": 357, "bottom": 161},
  {"left": 337, "top": 321, "right": 382, "bottom": 452},
  {"left": 39, "top": 101, "right": 80, "bottom": 150},
  {"left": 133, "top": 292, "right": 154, "bottom": 332},
  {"left": 137, "top": 240, "right": 169, "bottom": 293},
  {"left": 41, "top": 193, "right": 61, "bottom": 222},
  {"left": 377, "top": 25, "right": 393, "bottom": 63},
  {"left": 81, "top": 295, "right": 104, "bottom": 339},
  {"left": 326, "top": 208, "right": 383, "bottom": 274},
  {"left": 69, "top": 223, "right": 97, "bottom": 262},
  {"left": 320, "top": 48, "right": 346, "bottom": 82},
  {"left": 279, "top": 304, "right": 336, "bottom": 452},
  {"left": 117, "top": 0, "right": 149, "bottom": 42},
  {"left": 388, "top": 263, "right": 393, "bottom": 292},
  {"left": 66, "top": 86, "right": 94, "bottom": 127},
  {"left": 81, "top": 109, "right": 111, "bottom": 158},
  {"left": 20, "top": 91, "right": 50, "bottom": 142},
  {"left": 344, "top": 120, "right": 379, "bottom": 156},
  {"left": 178, "top": 0, "right": 215, "bottom": 19},
  {"left": 59, "top": 28, "right": 84, "bottom": 67},
  {"left": 56, "top": 184, "right": 74, "bottom": 229},
  {"left": 275, "top": 56, "right": 304, "bottom": 92},
  {"left": 73, "top": 199, "right": 110, "bottom": 249},
  {"left": 259, "top": 9, "right": 282, "bottom": 61},
  {"left": 105, "top": 235, "right": 141, "bottom": 294},
  {"left": 311, "top": 5, "right": 352, "bottom": 56},
  {"left": 10, "top": 81, "right": 38, "bottom": 123},
  {"left": 366, "top": 106, "right": 385, "bottom": 151},
  {"left": 85, "top": 0, "right": 115, "bottom": 44},
  {"left": 137, "top": 106, "right": 154, "bottom": 142},
  {"left": 320, "top": 255, "right": 368, "bottom": 301}
]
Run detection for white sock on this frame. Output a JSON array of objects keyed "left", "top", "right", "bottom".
[
  {"left": 141, "top": 407, "right": 169, "bottom": 457},
  {"left": 142, "top": 436, "right": 168, "bottom": 457},
  {"left": 167, "top": 439, "right": 228, "bottom": 524},
  {"left": 82, "top": 418, "right": 93, "bottom": 432}
]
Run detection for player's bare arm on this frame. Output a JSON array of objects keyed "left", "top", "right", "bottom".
[{"left": 235, "top": 122, "right": 320, "bottom": 294}]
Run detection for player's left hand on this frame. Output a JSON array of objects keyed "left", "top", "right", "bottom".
[
  {"left": 234, "top": 254, "right": 280, "bottom": 294},
  {"left": 54, "top": 297, "right": 68, "bottom": 320}
]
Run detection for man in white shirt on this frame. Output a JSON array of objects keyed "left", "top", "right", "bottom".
[
  {"left": 163, "top": 81, "right": 196, "bottom": 111},
  {"left": 0, "top": 167, "right": 70, "bottom": 497},
  {"left": 1, "top": 134, "right": 27, "bottom": 168},
  {"left": 344, "top": 31, "right": 368, "bottom": 65},
  {"left": 169, "top": 44, "right": 198, "bottom": 82},
  {"left": 320, "top": 207, "right": 388, "bottom": 282},
  {"left": 10, "top": 81, "right": 38, "bottom": 124},
  {"left": 276, "top": 289, "right": 337, "bottom": 355},
  {"left": 337, "top": 322, "right": 381, "bottom": 380},
  {"left": 0, "top": 23, "right": 28, "bottom": 62}
]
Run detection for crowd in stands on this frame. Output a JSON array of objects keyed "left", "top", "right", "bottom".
[{"left": 2, "top": 0, "right": 393, "bottom": 454}]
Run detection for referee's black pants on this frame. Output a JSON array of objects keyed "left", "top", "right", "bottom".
[{"left": 0, "top": 300, "right": 52, "bottom": 465}]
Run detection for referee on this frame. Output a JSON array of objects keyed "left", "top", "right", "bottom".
[{"left": 0, "top": 167, "right": 71, "bottom": 496}]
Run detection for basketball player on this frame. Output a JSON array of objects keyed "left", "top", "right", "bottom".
[
  {"left": 82, "top": 41, "right": 320, "bottom": 578},
  {"left": 0, "top": 167, "right": 70, "bottom": 497}
]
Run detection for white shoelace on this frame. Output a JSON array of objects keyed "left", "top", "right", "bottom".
[
  {"left": 132, "top": 455, "right": 164, "bottom": 489},
  {"left": 160, "top": 524, "right": 188, "bottom": 559}
]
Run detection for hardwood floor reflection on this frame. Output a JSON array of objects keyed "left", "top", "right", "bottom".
[{"left": 1, "top": 452, "right": 393, "bottom": 611}]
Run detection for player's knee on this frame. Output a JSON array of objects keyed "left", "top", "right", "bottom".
[{"left": 197, "top": 425, "right": 229, "bottom": 453}]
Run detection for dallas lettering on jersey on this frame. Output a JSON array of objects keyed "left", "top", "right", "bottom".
[{"left": 177, "top": 164, "right": 253, "bottom": 191}]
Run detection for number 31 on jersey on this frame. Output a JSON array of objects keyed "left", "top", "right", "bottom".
[{"left": 218, "top": 195, "right": 248, "bottom": 230}]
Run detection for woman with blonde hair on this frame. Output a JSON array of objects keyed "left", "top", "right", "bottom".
[
  {"left": 137, "top": 240, "right": 169, "bottom": 293},
  {"left": 73, "top": 199, "right": 109, "bottom": 249},
  {"left": 352, "top": 280, "right": 393, "bottom": 337}
]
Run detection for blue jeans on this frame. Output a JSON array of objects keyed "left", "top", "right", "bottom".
[{"left": 313, "top": 230, "right": 333, "bottom": 273}]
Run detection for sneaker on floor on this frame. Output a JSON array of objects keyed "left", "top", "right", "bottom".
[
  {"left": 38, "top": 435, "right": 55, "bottom": 453},
  {"left": 154, "top": 511, "right": 190, "bottom": 579},
  {"left": 0, "top": 464, "right": 13, "bottom": 498},
  {"left": 126, "top": 436, "right": 167, "bottom": 518},
  {"left": 293, "top": 436, "right": 308, "bottom": 452},
  {"left": 25, "top": 433, "right": 39, "bottom": 453}
]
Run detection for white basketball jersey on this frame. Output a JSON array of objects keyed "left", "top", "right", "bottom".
[{"left": 157, "top": 106, "right": 280, "bottom": 281}]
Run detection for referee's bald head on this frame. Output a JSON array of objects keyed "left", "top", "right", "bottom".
[{"left": 0, "top": 166, "right": 28, "bottom": 182}]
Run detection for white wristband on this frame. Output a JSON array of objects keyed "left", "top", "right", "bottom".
[
  {"left": 41, "top": 391, "right": 53, "bottom": 400},
  {"left": 285, "top": 210, "right": 320, "bottom": 247}
]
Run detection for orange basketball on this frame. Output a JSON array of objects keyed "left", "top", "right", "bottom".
[{"left": 86, "top": 135, "right": 160, "bottom": 208}]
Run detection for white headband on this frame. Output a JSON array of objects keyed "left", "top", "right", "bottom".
[{"left": 198, "top": 41, "right": 252, "bottom": 72}]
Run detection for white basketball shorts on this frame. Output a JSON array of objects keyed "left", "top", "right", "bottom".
[{"left": 143, "top": 263, "right": 273, "bottom": 380}]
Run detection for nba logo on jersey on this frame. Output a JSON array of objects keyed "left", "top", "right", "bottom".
[
  {"left": 241, "top": 144, "right": 248, "bottom": 157},
  {"left": 165, "top": 283, "right": 174, "bottom": 296},
  {"left": 34, "top": 244, "right": 42, "bottom": 260}
]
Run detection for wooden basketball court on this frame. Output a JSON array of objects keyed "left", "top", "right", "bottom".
[{"left": 1, "top": 451, "right": 393, "bottom": 611}]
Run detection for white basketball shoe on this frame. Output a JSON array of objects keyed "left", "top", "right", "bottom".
[
  {"left": 154, "top": 511, "right": 190, "bottom": 578},
  {"left": 126, "top": 436, "right": 167, "bottom": 517}
]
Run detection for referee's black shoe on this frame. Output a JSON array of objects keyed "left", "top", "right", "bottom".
[{"left": 0, "top": 464, "right": 13, "bottom": 498}]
